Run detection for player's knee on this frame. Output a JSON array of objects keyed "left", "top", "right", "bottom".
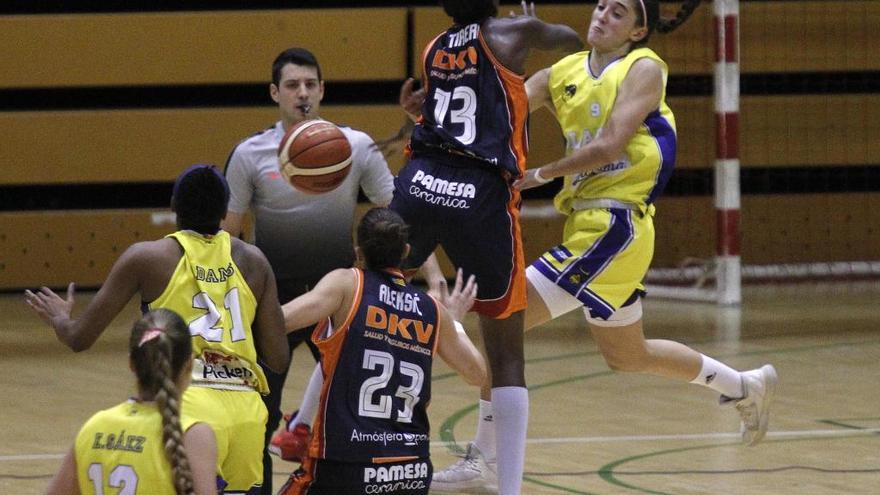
[
  {"left": 489, "top": 358, "right": 525, "bottom": 376},
  {"left": 584, "top": 299, "right": 643, "bottom": 328},
  {"left": 601, "top": 352, "right": 649, "bottom": 373},
  {"left": 586, "top": 300, "right": 647, "bottom": 372},
  {"left": 487, "top": 359, "right": 526, "bottom": 387}
]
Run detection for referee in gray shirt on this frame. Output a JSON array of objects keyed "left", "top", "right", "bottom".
[{"left": 222, "top": 48, "right": 395, "bottom": 494}]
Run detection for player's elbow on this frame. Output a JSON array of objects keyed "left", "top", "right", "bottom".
[
  {"left": 271, "top": 357, "right": 291, "bottom": 375},
  {"left": 66, "top": 335, "right": 94, "bottom": 353},
  {"left": 55, "top": 323, "right": 94, "bottom": 352},
  {"left": 593, "top": 138, "right": 626, "bottom": 165},
  {"left": 282, "top": 312, "right": 296, "bottom": 333},
  {"left": 263, "top": 347, "right": 291, "bottom": 375},
  {"left": 462, "top": 358, "right": 487, "bottom": 387},
  {"left": 464, "top": 371, "right": 485, "bottom": 387},
  {"left": 262, "top": 356, "right": 288, "bottom": 376}
]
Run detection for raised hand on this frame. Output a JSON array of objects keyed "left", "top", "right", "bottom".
[
  {"left": 437, "top": 268, "right": 477, "bottom": 322},
  {"left": 24, "top": 282, "right": 76, "bottom": 328},
  {"left": 510, "top": 1, "right": 537, "bottom": 17},
  {"left": 399, "top": 78, "right": 425, "bottom": 121}
]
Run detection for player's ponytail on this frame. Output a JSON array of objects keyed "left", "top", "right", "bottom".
[
  {"left": 656, "top": 0, "right": 702, "bottom": 34},
  {"left": 357, "top": 207, "right": 410, "bottom": 270},
  {"left": 130, "top": 309, "right": 195, "bottom": 495},
  {"left": 634, "top": 0, "right": 702, "bottom": 46}
]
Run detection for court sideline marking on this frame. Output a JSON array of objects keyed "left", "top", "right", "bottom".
[{"left": 4, "top": 427, "right": 878, "bottom": 463}]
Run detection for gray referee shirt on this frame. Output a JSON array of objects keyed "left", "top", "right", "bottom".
[{"left": 225, "top": 121, "right": 394, "bottom": 286}]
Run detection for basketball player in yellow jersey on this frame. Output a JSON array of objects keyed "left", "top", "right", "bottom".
[
  {"left": 47, "top": 309, "right": 216, "bottom": 495},
  {"left": 433, "top": 2, "right": 777, "bottom": 491},
  {"left": 26, "top": 165, "right": 290, "bottom": 493}
]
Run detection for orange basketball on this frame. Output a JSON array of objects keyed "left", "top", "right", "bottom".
[{"left": 277, "top": 119, "right": 352, "bottom": 194}]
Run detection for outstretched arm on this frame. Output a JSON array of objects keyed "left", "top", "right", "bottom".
[
  {"left": 24, "top": 243, "right": 147, "bottom": 352},
  {"left": 525, "top": 67, "right": 553, "bottom": 114},
  {"left": 518, "top": 9, "right": 584, "bottom": 53},
  {"left": 281, "top": 269, "right": 351, "bottom": 333},
  {"left": 436, "top": 305, "right": 486, "bottom": 387},
  {"left": 433, "top": 268, "right": 477, "bottom": 322},
  {"left": 515, "top": 58, "right": 664, "bottom": 189},
  {"left": 433, "top": 274, "right": 484, "bottom": 386},
  {"left": 486, "top": 7, "right": 583, "bottom": 76}
]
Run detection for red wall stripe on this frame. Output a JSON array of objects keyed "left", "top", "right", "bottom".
[
  {"left": 717, "top": 209, "right": 741, "bottom": 256},
  {"left": 715, "top": 112, "right": 739, "bottom": 160},
  {"left": 714, "top": 15, "right": 739, "bottom": 63}
]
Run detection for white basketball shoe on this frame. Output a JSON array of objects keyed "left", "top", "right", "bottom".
[
  {"left": 431, "top": 442, "right": 498, "bottom": 494},
  {"left": 721, "top": 364, "right": 778, "bottom": 446}
]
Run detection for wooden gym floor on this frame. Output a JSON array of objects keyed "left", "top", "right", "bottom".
[{"left": 1, "top": 281, "right": 878, "bottom": 494}]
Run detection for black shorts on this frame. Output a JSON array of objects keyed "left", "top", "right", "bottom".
[
  {"left": 390, "top": 152, "right": 527, "bottom": 318},
  {"left": 278, "top": 457, "right": 432, "bottom": 495}
]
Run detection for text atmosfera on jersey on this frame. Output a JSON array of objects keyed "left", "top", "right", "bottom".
[{"left": 311, "top": 269, "right": 440, "bottom": 463}]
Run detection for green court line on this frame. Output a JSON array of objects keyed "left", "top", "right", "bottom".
[
  {"left": 598, "top": 442, "right": 742, "bottom": 495},
  {"left": 817, "top": 420, "right": 866, "bottom": 430},
  {"left": 435, "top": 339, "right": 880, "bottom": 493},
  {"left": 436, "top": 402, "right": 478, "bottom": 456},
  {"left": 520, "top": 475, "right": 603, "bottom": 495},
  {"left": 818, "top": 416, "right": 880, "bottom": 422},
  {"left": 817, "top": 417, "right": 880, "bottom": 430},
  {"left": 597, "top": 434, "right": 879, "bottom": 494}
]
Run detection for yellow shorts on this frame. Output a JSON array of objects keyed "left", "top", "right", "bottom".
[
  {"left": 529, "top": 207, "right": 654, "bottom": 320},
  {"left": 181, "top": 386, "right": 267, "bottom": 493}
]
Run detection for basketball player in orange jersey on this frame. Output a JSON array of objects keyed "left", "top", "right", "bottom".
[
  {"left": 432, "top": 1, "right": 777, "bottom": 492},
  {"left": 26, "top": 165, "right": 289, "bottom": 493},
  {"left": 388, "top": 1, "right": 583, "bottom": 493},
  {"left": 275, "top": 207, "right": 485, "bottom": 495}
]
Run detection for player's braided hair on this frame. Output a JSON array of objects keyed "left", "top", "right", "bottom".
[
  {"left": 442, "top": 0, "right": 498, "bottom": 25},
  {"left": 357, "top": 207, "right": 410, "bottom": 270},
  {"left": 634, "top": 0, "right": 702, "bottom": 46},
  {"left": 172, "top": 164, "right": 229, "bottom": 235},
  {"left": 130, "top": 309, "right": 195, "bottom": 495}
]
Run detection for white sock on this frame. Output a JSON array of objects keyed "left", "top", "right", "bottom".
[
  {"left": 492, "top": 386, "right": 528, "bottom": 495},
  {"left": 689, "top": 354, "right": 744, "bottom": 399},
  {"left": 473, "top": 400, "right": 496, "bottom": 460},
  {"left": 290, "top": 363, "right": 323, "bottom": 430}
]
